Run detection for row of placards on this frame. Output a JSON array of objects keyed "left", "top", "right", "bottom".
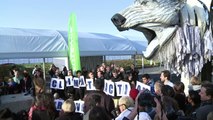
[{"left": 50, "top": 76, "right": 150, "bottom": 97}]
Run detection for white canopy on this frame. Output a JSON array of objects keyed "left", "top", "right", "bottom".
[{"left": 0, "top": 27, "right": 146, "bottom": 59}]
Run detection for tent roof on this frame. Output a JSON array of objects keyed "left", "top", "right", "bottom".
[{"left": 0, "top": 27, "right": 146, "bottom": 59}]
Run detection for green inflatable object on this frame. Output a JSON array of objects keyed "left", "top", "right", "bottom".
[{"left": 68, "top": 13, "right": 81, "bottom": 74}]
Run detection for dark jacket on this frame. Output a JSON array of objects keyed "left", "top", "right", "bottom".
[
  {"left": 84, "top": 90, "right": 115, "bottom": 119},
  {"left": 32, "top": 109, "right": 56, "bottom": 120},
  {"left": 195, "top": 100, "right": 213, "bottom": 120},
  {"left": 56, "top": 112, "right": 82, "bottom": 120}
]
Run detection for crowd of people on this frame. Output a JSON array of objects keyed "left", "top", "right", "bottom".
[{"left": 0, "top": 63, "right": 213, "bottom": 120}]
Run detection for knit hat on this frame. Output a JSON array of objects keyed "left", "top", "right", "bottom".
[{"left": 129, "top": 88, "right": 139, "bottom": 101}]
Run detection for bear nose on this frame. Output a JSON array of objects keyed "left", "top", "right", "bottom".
[{"left": 111, "top": 13, "right": 126, "bottom": 26}]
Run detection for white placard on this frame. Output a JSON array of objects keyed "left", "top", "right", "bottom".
[
  {"left": 54, "top": 99, "right": 64, "bottom": 111},
  {"left": 104, "top": 80, "right": 115, "bottom": 97},
  {"left": 115, "top": 81, "right": 131, "bottom": 96},
  {"left": 136, "top": 81, "right": 151, "bottom": 91},
  {"left": 86, "top": 79, "right": 96, "bottom": 91},
  {"left": 50, "top": 78, "right": 65, "bottom": 90},
  {"left": 73, "top": 77, "right": 79, "bottom": 88},
  {"left": 74, "top": 100, "right": 84, "bottom": 114},
  {"left": 79, "top": 76, "right": 86, "bottom": 87},
  {"left": 65, "top": 76, "right": 73, "bottom": 87}
]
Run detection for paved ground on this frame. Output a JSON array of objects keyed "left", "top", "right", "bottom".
[{"left": 0, "top": 93, "right": 33, "bottom": 113}]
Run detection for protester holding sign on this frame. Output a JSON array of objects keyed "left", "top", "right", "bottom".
[
  {"left": 84, "top": 79, "right": 115, "bottom": 119},
  {"left": 104, "top": 80, "right": 115, "bottom": 96},
  {"left": 64, "top": 69, "right": 75, "bottom": 99},
  {"left": 141, "top": 74, "right": 155, "bottom": 94},
  {"left": 56, "top": 99, "right": 82, "bottom": 120},
  {"left": 115, "top": 81, "right": 131, "bottom": 97},
  {"left": 74, "top": 70, "right": 86, "bottom": 100},
  {"left": 50, "top": 67, "right": 66, "bottom": 99},
  {"left": 111, "top": 69, "right": 122, "bottom": 82},
  {"left": 53, "top": 93, "right": 65, "bottom": 112},
  {"left": 86, "top": 79, "right": 96, "bottom": 91}
]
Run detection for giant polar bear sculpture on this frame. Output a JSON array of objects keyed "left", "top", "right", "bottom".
[{"left": 112, "top": 0, "right": 213, "bottom": 80}]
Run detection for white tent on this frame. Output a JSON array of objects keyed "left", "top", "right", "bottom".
[
  {"left": 0, "top": 27, "right": 146, "bottom": 59},
  {"left": 0, "top": 28, "right": 67, "bottom": 59}
]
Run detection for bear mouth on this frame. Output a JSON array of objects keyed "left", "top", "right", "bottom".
[{"left": 131, "top": 23, "right": 177, "bottom": 59}]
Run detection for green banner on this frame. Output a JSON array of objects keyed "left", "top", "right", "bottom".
[{"left": 68, "top": 13, "right": 81, "bottom": 74}]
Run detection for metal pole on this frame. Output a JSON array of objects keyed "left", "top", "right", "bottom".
[
  {"left": 42, "top": 58, "right": 46, "bottom": 81},
  {"left": 142, "top": 57, "right": 144, "bottom": 74}
]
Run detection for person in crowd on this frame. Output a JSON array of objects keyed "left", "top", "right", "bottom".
[
  {"left": 173, "top": 81, "right": 186, "bottom": 112},
  {"left": 7, "top": 78, "right": 16, "bottom": 94},
  {"left": 125, "top": 73, "right": 135, "bottom": 88},
  {"left": 111, "top": 69, "right": 122, "bottom": 82},
  {"left": 121, "top": 91, "right": 152, "bottom": 120},
  {"left": 129, "top": 88, "right": 139, "bottom": 101},
  {"left": 185, "top": 90, "right": 201, "bottom": 117},
  {"left": 141, "top": 74, "right": 155, "bottom": 94},
  {"left": 96, "top": 71, "right": 104, "bottom": 80},
  {"left": 161, "top": 85, "right": 175, "bottom": 98},
  {"left": 31, "top": 93, "right": 58, "bottom": 120},
  {"left": 0, "top": 78, "right": 6, "bottom": 95},
  {"left": 56, "top": 99, "right": 82, "bottom": 120},
  {"left": 195, "top": 83, "right": 213, "bottom": 120},
  {"left": 188, "top": 76, "right": 201, "bottom": 92},
  {"left": 110, "top": 63, "right": 115, "bottom": 71},
  {"left": 33, "top": 68, "right": 43, "bottom": 78},
  {"left": 75, "top": 70, "right": 86, "bottom": 100},
  {"left": 89, "top": 106, "right": 111, "bottom": 120},
  {"left": 104, "top": 65, "right": 112, "bottom": 80},
  {"left": 153, "top": 97, "right": 168, "bottom": 120},
  {"left": 12, "top": 70, "right": 22, "bottom": 93},
  {"left": 20, "top": 70, "right": 32, "bottom": 95},
  {"left": 87, "top": 71, "right": 94, "bottom": 80},
  {"left": 162, "top": 96, "right": 182, "bottom": 119},
  {"left": 129, "top": 64, "right": 139, "bottom": 83},
  {"left": 61, "top": 66, "right": 68, "bottom": 77},
  {"left": 48, "top": 64, "right": 56, "bottom": 78},
  {"left": 83, "top": 94, "right": 102, "bottom": 120},
  {"left": 118, "top": 66, "right": 126, "bottom": 80},
  {"left": 101, "top": 62, "right": 106, "bottom": 69},
  {"left": 115, "top": 96, "right": 134, "bottom": 120},
  {"left": 32, "top": 65, "right": 38, "bottom": 76},
  {"left": 99, "top": 65, "right": 105, "bottom": 74},
  {"left": 160, "top": 70, "right": 174, "bottom": 87},
  {"left": 93, "top": 65, "right": 100, "bottom": 79},
  {"left": 137, "top": 92, "right": 155, "bottom": 119},
  {"left": 82, "top": 67, "right": 88, "bottom": 79},
  {"left": 65, "top": 69, "right": 75, "bottom": 99},
  {"left": 28, "top": 94, "right": 45, "bottom": 120},
  {"left": 141, "top": 74, "right": 153, "bottom": 86},
  {"left": 154, "top": 80, "right": 163, "bottom": 96},
  {"left": 51, "top": 67, "right": 66, "bottom": 99},
  {"left": 83, "top": 78, "right": 115, "bottom": 119},
  {"left": 53, "top": 92, "right": 64, "bottom": 113},
  {"left": 33, "top": 77, "right": 45, "bottom": 96}
]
